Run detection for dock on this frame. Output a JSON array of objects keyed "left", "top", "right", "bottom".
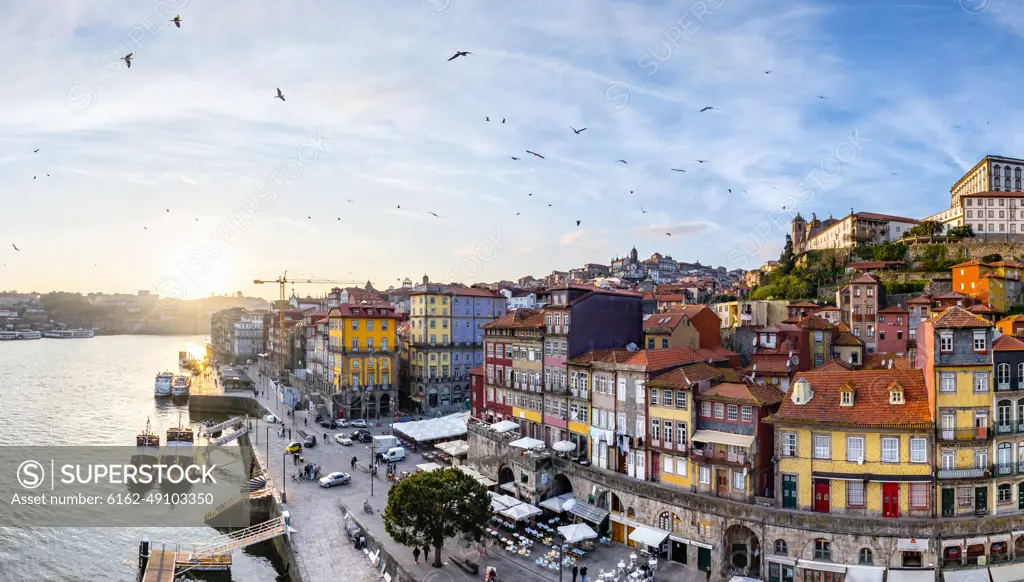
[
  {"left": 141, "top": 549, "right": 176, "bottom": 582},
  {"left": 140, "top": 517, "right": 285, "bottom": 580}
]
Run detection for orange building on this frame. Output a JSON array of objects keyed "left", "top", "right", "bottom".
[{"left": 951, "top": 260, "right": 1023, "bottom": 312}]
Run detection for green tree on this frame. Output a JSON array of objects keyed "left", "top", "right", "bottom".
[
  {"left": 383, "top": 467, "right": 490, "bottom": 568},
  {"left": 947, "top": 224, "right": 975, "bottom": 239},
  {"left": 906, "top": 220, "right": 944, "bottom": 241},
  {"left": 779, "top": 235, "right": 796, "bottom": 275},
  {"left": 982, "top": 253, "right": 1003, "bottom": 263}
]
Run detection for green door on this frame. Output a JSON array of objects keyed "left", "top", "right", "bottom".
[
  {"left": 941, "top": 488, "right": 955, "bottom": 517},
  {"left": 782, "top": 475, "right": 797, "bottom": 509},
  {"left": 975, "top": 486, "right": 988, "bottom": 515},
  {"left": 698, "top": 547, "right": 712, "bottom": 573},
  {"left": 1019, "top": 483, "right": 1024, "bottom": 510}
]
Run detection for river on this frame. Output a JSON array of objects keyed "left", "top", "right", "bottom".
[{"left": 0, "top": 334, "right": 286, "bottom": 582}]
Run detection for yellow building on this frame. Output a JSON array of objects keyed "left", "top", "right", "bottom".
[
  {"left": 327, "top": 304, "right": 399, "bottom": 419},
  {"left": 768, "top": 368, "right": 934, "bottom": 518},
  {"left": 408, "top": 290, "right": 452, "bottom": 413},
  {"left": 919, "top": 306, "right": 995, "bottom": 517}
]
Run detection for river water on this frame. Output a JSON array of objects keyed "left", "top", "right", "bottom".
[{"left": 0, "top": 335, "right": 286, "bottom": 582}]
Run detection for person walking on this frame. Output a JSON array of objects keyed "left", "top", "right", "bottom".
[
  {"left": 572, "top": 564, "right": 579, "bottom": 582},
  {"left": 423, "top": 544, "right": 430, "bottom": 562},
  {"left": 580, "top": 564, "right": 588, "bottom": 582},
  {"left": 304, "top": 417, "right": 307, "bottom": 426},
  {"left": 413, "top": 547, "right": 420, "bottom": 564}
]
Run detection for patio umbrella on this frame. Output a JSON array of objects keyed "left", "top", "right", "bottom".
[
  {"left": 558, "top": 523, "right": 598, "bottom": 544},
  {"left": 490, "top": 420, "right": 519, "bottom": 433},
  {"left": 508, "top": 437, "right": 546, "bottom": 450},
  {"left": 552, "top": 440, "right": 576, "bottom": 452},
  {"left": 501, "top": 503, "right": 542, "bottom": 521}
]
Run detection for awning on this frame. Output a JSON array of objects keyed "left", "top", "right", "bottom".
[
  {"left": 897, "top": 538, "right": 930, "bottom": 551},
  {"left": 477, "top": 477, "right": 497, "bottom": 487},
  {"left": 887, "top": 570, "right": 935, "bottom": 582},
  {"left": 628, "top": 525, "right": 670, "bottom": 548},
  {"left": 966, "top": 537, "right": 988, "bottom": 547},
  {"left": 509, "top": 437, "right": 546, "bottom": 450},
  {"left": 501, "top": 503, "right": 542, "bottom": 522},
  {"left": 943, "top": 570, "right": 988, "bottom": 582},
  {"left": 490, "top": 420, "right": 519, "bottom": 433},
  {"left": 500, "top": 481, "right": 517, "bottom": 493},
  {"left": 691, "top": 429, "right": 755, "bottom": 448},
  {"left": 417, "top": 462, "right": 442, "bottom": 472},
  {"left": 558, "top": 523, "right": 598, "bottom": 544},
  {"left": 539, "top": 493, "right": 575, "bottom": 513},
  {"left": 766, "top": 556, "right": 797, "bottom": 566},
  {"left": 990, "top": 534, "right": 1011, "bottom": 544},
  {"left": 990, "top": 562, "right": 1024, "bottom": 582},
  {"left": 797, "top": 560, "right": 847, "bottom": 574},
  {"left": 845, "top": 565, "right": 885, "bottom": 582},
  {"left": 565, "top": 499, "right": 610, "bottom": 524},
  {"left": 943, "top": 539, "right": 965, "bottom": 549},
  {"left": 456, "top": 465, "right": 483, "bottom": 479}
]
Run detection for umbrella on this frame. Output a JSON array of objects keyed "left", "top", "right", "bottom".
[
  {"left": 490, "top": 420, "right": 519, "bottom": 433},
  {"left": 509, "top": 437, "right": 545, "bottom": 450},
  {"left": 501, "top": 503, "right": 542, "bottom": 521},
  {"left": 552, "top": 440, "right": 576, "bottom": 452},
  {"left": 558, "top": 523, "right": 598, "bottom": 544}
]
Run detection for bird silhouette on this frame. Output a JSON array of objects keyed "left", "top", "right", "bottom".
[
  {"left": 397, "top": 205, "right": 401, "bottom": 209},
  {"left": 666, "top": 233, "right": 672, "bottom": 236},
  {"left": 570, "top": 127, "right": 587, "bottom": 135},
  {"left": 511, "top": 156, "right": 520, "bottom": 160},
  {"left": 699, "top": 106, "right": 717, "bottom": 112},
  {"left": 345, "top": 196, "right": 354, "bottom": 203},
  {"left": 46, "top": 174, "right": 50, "bottom": 177},
  {"left": 448, "top": 51, "right": 472, "bottom": 61},
  {"left": 516, "top": 212, "right": 521, "bottom": 216},
  {"left": 640, "top": 207, "right": 647, "bottom": 214},
  {"left": 337, "top": 217, "right": 341, "bottom": 220},
  {"left": 33, "top": 149, "right": 39, "bottom": 153},
  {"left": 143, "top": 226, "right": 148, "bottom": 231},
  {"left": 694, "top": 159, "right": 709, "bottom": 164},
  {"left": 728, "top": 189, "right": 732, "bottom": 194},
  {"left": 502, "top": 118, "right": 506, "bottom": 124},
  {"left": 33, "top": 176, "right": 35, "bottom": 180},
  {"left": 307, "top": 216, "right": 311, "bottom": 219},
  {"left": 528, "top": 193, "right": 532, "bottom": 196},
  {"left": 195, "top": 218, "right": 199, "bottom": 221},
  {"left": 275, "top": 87, "right": 285, "bottom": 102},
  {"left": 122, "top": 53, "right": 133, "bottom": 68},
  {"left": 765, "top": 70, "right": 772, "bottom": 74},
  {"left": 817, "top": 95, "right": 829, "bottom": 99},
  {"left": 166, "top": 209, "right": 170, "bottom": 213},
  {"left": 953, "top": 125, "right": 962, "bottom": 129},
  {"left": 170, "top": 15, "right": 181, "bottom": 28},
  {"left": 670, "top": 168, "right": 685, "bottom": 172},
  {"left": 525, "top": 150, "right": 545, "bottom": 159},
  {"left": 11, "top": 244, "right": 19, "bottom": 251},
  {"left": 485, "top": 117, "right": 490, "bottom": 122},
  {"left": 576, "top": 220, "right": 581, "bottom": 226},
  {"left": 429, "top": 212, "right": 440, "bottom": 218},
  {"left": 548, "top": 204, "right": 552, "bottom": 207},
  {"left": 630, "top": 190, "right": 634, "bottom": 195}
]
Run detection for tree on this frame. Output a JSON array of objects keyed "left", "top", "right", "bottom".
[
  {"left": 907, "top": 220, "right": 944, "bottom": 241},
  {"left": 982, "top": 253, "right": 1003, "bottom": 263},
  {"left": 947, "top": 224, "right": 975, "bottom": 239},
  {"left": 779, "top": 235, "right": 796, "bottom": 275},
  {"left": 383, "top": 467, "right": 490, "bottom": 568}
]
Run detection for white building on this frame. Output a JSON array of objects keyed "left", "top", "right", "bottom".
[
  {"left": 508, "top": 290, "right": 537, "bottom": 310},
  {"left": 795, "top": 212, "right": 919, "bottom": 252},
  {"left": 232, "top": 314, "right": 263, "bottom": 358},
  {"left": 920, "top": 155, "right": 1024, "bottom": 238}
]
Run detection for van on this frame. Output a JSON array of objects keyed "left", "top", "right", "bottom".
[
  {"left": 265, "top": 414, "right": 279, "bottom": 424},
  {"left": 380, "top": 447, "right": 406, "bottom": 462}
]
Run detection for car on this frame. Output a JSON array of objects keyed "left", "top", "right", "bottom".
[
  {"left": 335, "top": 435, "right": 353, "bottom": 446},
  {"left": 333, "top": 419, "right": 349, "bottom": 429},
  {"left": 265, "top": 414, "right": 279, "bottom": 424},
  {"left": 285, "top": 442, "right": 302, "bottom": 454},
  {"left": 303, "top": 435, "right": 317, "bottom": 448},
  {"left": 380, "top": 446, "right": 406, "bottom": 462},
  {"left": 246, "top": 359, "right": 253, "bottom": 365},
  {"left": 350, "top": 419, "right": 368, "bottom": 428},
  {"left": 319, "top": 420, "right": 335, "bottom": 429},
  {"left": 319, "top": 472, "right": 351, "bottom": 488}
]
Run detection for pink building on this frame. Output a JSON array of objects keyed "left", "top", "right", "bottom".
[{"left": 876, "top": 304, "right": 908, "bottom": 357}]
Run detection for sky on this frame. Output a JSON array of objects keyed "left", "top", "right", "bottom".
[{"left": 3, "top": 0, "right": 1024, "bottom": 301}]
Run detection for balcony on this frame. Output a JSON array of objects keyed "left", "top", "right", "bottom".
[
  {"left": 343, "top": 346, "right": 397, "bottom": 354},
  {"left": 691, "top": 447, "right": 749, "bottom": 468},
  {"left": 937, "top": 465, "right": 991, "bottom": 480},
  {"left": 996, "top": 382, "right": 1024, "bottom": 392},
  {"left": 409, "top": 340, "right": 452, "bottom": 348},
  {"left": 993, "top": 461, "right": 1024, "bottom": 477},
  {"left": 937, "top": 427, "right": 991, "bottom": 443},
  {"left": 570, "top": 388, "right": 589, "bottom": 400}
]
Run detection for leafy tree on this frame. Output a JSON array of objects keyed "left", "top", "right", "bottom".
[
  {"left": 383, "top": 467, "right": 490, "bottom": 568},
  {"left": 779, "top": 235, "right": 796, "bottom": 275},
  {"left": 906, "top": 220, "right": 944, "bottom": 241},
  {"left": 982, "top": 253, "right": 1003, "bottom": 263},
  {"left": 947, "top": 224, "right": 975, "bottom": 238}
]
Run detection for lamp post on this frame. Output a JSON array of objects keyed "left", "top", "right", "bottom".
[
  {"left": 266, "top": 427, "right": 271, "bottom": 469},
  {"left": 556, "top": 532, "right": 566, "bottom": 582},
  {"left": 281, "top": 452, "right": 288, "bottom": 504}
]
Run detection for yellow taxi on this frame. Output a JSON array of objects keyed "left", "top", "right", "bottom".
[{"left": 285, "top": 442, "right": 302, "bottom": 454}]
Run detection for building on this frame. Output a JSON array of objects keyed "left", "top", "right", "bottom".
[
  {"left": 792, "top": 211, "right": 919, "bottom": 254},
  {"left": 996, "top": 314, "right": 1024, "bottom": 337},
  {"left": 952, "top": 260, "right": 1023, "bottom": 313},
  {"left": 750, "top": 315, "right": 836, "bottom": 375},
  {"left": 917, "top": 306, "right": 995, "bottom": 517},
  {"left": 468, "top": 365, "right": 485, "bottom": 419},
  {"left": 786, "top": 301, "right": 821, "bottom": 321},
  {"left": 838, "top": 273, "right": 887, "bottom": 354},
  {"left": 876, "top": 305, "right": 909, "bottom": 357},
  {"left": 815, "top": 305, "right": 841, "bottom": 325},
  {"left": 768, "top": 367, "right": 934, "bottom": 519},
  {"left": 952, "top": 155, "right": 1024, "bottom": 208},
  {"left": 992, "top": 334, "right": 1024, "bottom": 517},
  {"left": 482, "top": 309, "right": 545, "bottom": 439},
  {"left": 712, "top": 300, "right": 790, "bottom": 330},
  {"left": 326, "top": 304, "right": 399, "bottom": 419},
  {"left": 832, "top": 331, "right": 865, "bottom": 367}
]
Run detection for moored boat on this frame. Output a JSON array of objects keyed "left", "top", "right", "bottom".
[
  {"left": 171, "top": 375, "right": 190, "bottom": 396},
  {"left": 17, "top": 330, "right": 41, "bottom": 340},
  {"left": 43, "top": 328, "right": 95, "bottom": 339},
  {"left": 130, "top": 417, "right": 161, "bottom": 494},
  {"left": 159, "top": 414, "right": 195, "bottom": 494},
  {"left": 154, "top": 372, "right": 174, "bottom": 396},
  {"left": 0, "top": 330, "right": 16, "bottom": 340}
]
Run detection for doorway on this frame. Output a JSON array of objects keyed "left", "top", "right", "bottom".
[
  {"left": 698, "top": 547, "right": 712, "bottom": 573},
  {"left": 782, "top": 475, "right": 797, "bottom": 509},
  {"left": 882, "top": 482, "right": 899, "bottom": 518},
  {"left": 942, "top": 488, "right": 955, "bottom": 517},
  {"left": 717, "top": 470, "right": 728, "bottom": 497},
  {"left": 813, "top": 480, "right": 830, "bottom": 513},
  {"left": 975, "top": 486, "right": 988, "bottom": 515}
]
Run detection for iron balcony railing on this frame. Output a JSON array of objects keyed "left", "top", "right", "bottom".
[
  {"left": 993, "top": 461, "right": 1024, "bottom": 477},
  {"left": 936, "top": 427, "right": 991, "bottom": 442}
]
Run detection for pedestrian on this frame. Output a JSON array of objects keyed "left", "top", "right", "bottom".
[
  {"left": 705, "top": 565, "right": 711, "bottom": 582},
  {"left": 423, "top": 544, "right": 430, "bottom": 562},
  {"left": 288, "top": 429, "right": 291, "bottom": 439},
  {"left": 572, "top": 564, "right": 579, "bottom": 582},
  {"left": 304, "top": 417, "right": 307, "bottom": 426},
  {"left": 580, "top": 564, "right": 588, "bottom": 582},
  {"left": 413, "top": 547, "right": 420, "bottom": 564}
]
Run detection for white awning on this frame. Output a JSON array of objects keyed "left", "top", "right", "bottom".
[
  {"left": 457, "top": 465, "right": 483, "bottom": 480},
  {"left": 845, "top": 565, "right": 885, "bottom": 582},
  {"left": 477, "top": 477, "right": 496, "bottom": 487},
  {"left": 691, "top": 429, "right": 755, "bottom": 448},
  {"left": 943, "top": 539, "right": 965, "bottom": 549},
  {"left": 887, "top": 570, "right": 935, "bottom": 582},
  {"left": 766, "top": 556, "right": 797, "bottom": 566},
  {"left": 558, "top": 523, "right": 598, "bottom": 544},
  {"left": 966, "top": 537, "right": 988, "bottom": 547},
  {"left": 797, "top": 560, "right": 847, "bottom": 574},
  {"left": 509, "top": 437, "right": 546, "bottom": 450},
  {"left": 501, "top": 503, "right": 542, "bottom": 522},
  {"left": 990, "top": 562, "right": 1024, "bottom": 582},
  {"left": 989, "top": 534, "right": 1011, "bottom": 544},
  {"left": 897, "top": 538, "right": 930, "bottom": 551},
  {"left": 943, "top": 570, "right": 988, "bottom": 582},
  {"left": 490, "top": 420, "right": 519, "bottom": 433},
  {"left": 500, "top": 481, "right": 517, "bottom": 493},
  {"left": 393, "top": 412, "right": 469, "bottom": 442},
  {"left": 539, "top": 493, "right": 575, "bottom": 513},
  {"left": 628, "top": 525, "right": 670, "bottom": 548},
  {"left": 417, "top": 462, "right": 442, "bottom": 472}
]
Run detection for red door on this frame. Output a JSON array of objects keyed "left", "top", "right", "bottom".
[
  {"left": 814, "top": 481, "right": 830, "bottom": 513},
  {"left": 882, "top": 483, "right": 899, "bottom": 518}
]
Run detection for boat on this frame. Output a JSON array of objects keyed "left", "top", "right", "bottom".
[
  {"left": 171, "top": 375, "right": 191, "bottom": 396},
  {"left": 154, "top": 372, "right": 174, "bottom": 396},
  {"left": 136, "top": 417, "right": 161, "bottom": 448},
  {"left": 43, "top": 328, "right": 95, "bottom": 339},
  {"left": 0, "top": 330, "right": 16, "bottom": 340},
  {"left": 17, "top": 330, "right": 41, "bottom": 340},
  {"left": 130, "top": 417, "right": 161, "bottom": 494},
  {"left": 160, "top": 414, "right": 195, "bottom": 494}
]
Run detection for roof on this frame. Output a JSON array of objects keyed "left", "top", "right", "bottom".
[
  {"left": 815, "top": 360, "right": 857, "bottom": 372},
  {"left": 851, "top": 273, "right": 883, "bottom": 284},
  {"left": 933, "top": 291, "right": 970, "bottom": 300},
  {"left": 568, "top": 347, "right": 708, "bottom": 370},
  {"left": 699, "top": 382, "right": 784, "bottom": 407},
  {"left": 742, "top": 360, "right": 791, "bottom": 375},
  {"left": 997, "top": 314, "right": 1024, "bottom": 325},
  {"left": 788, "top": 301, "right": 820, "bottom": 308},
  {"left": 932, "top": 306, "right": 991, "bottom": 329},
  {"left": 833, "top": 332, "right": 864, "bottom": 347},
  {"left": 643, "top": 313, "right": 688, "bottom": 332},
  {"left": 969, "top": 304, "right": 1000, "bottom": 314},
  {"left": 951, "top": 259, "right": 986, "bottom": 269},
  {"left": 328, "top": 304, "right": 400, "bottom": 318},
  {"left": 835, "top": 322, "right": 850, "bottom": 332},
  {"left": 468, "top": 366, "right": 484, "bottom": 376},
  {"left": 862, "top": 354, "right": 913, "bottom": 370},
  {"left": 962, "top": 190, "right": 1024, "bottom": 199},
  {"left": 767, "top": 368, "right": 931, "bottom": 429},
  {"left": 854, "top": 211, "right": 920, "bottom": 224},
  {"left": 799, "top": 314, "right": 834, "bottom": 330},
  {"left": 649, "top": 362, "right": 725, "bottom": 388},
  {"left": 451, "top": 287, "right": 503, "bottom": 298},
  {"left": 907, "top": 295, "right": 932, "bottom": 304},
  {"left": 878, "top": 305, "right": 907, "bottom": 314},
  {"left": 994, "top": 335, "right": 1024, "bottom": 352},
  {"left": 483, "top": 308, "right": 544, "bottom": 329},
  {"left": 817, "top": 305, "right": 841, "bottom": 312}
]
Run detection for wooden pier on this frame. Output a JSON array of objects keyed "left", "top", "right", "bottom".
[
  {"left": 141, "top": 549, "right": 176, "bottom": 582},
  {"left": 140, "top": 517, "right": 284, "bottom": 580}
]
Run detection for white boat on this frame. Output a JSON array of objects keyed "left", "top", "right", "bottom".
[
  {"left": 0, "top": 331, "right": 16, "bottom": 340},
  {"left": 154, "top": 372, "right": 174, "bottom": 396},
  {"left": 171, "top": 375, "right": 190, "bottom": 396},
  {"left": 43, "top": 328, "right": 95, "bottom": 339},
  {"left": 17, "top": 330, "right": 41, "bottom": 340}
]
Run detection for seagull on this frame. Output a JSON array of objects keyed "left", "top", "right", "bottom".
[
  {"left": 397, "top": 205, "right": 401, "bottom": 209},
  {"left": 728, "top": 189, "right": 732, "bottom": 194},
  {"left": 576, "top": 220, "right": 581, "bottom": 226},
  {"left": 694, "top": 159, "right": 709, "bottom": 164},
  {"left": 615, "top": 160, "right": 627, "bottom": 164},
  {"left": 570, "top": 126, "right": 587, "bottom": 135},
  {"left": 46, "top": 174, "right": 50, "bottom": 177},
  {"left": 516, "top": 212, "right": 521, "bottom": 215},
  {"left": 890, "top": 172, "right": 898, "bottom": 176},
  {"left": 666, "top": 233, "right": 672, "bottom": 236},
  {"left": 33, "top": 176, "right": 35, "bottom": 180},
  {"left": 699, "top": 106, "right": 717, "bottom": 112},
  {"left": 345, "top": 196, "right": 354, "bottom": 203},
  {"left": 502, "top": 118, "right": 505, "bottom": 124},
  {"left": 429, "top": 212, "right": 440, "bottom": 218},
  {"left": 122, "top": 53, "right": 133, "bottom": 68},
  {"left": 275, "top": 87, "right": 285, "bottom": 102},
  {"left": 548, "top": 204, "right": 552, "bottom": 207},
  {"left": 447, "top": 51, "right": 472, "bottom": 61},
  {"left": 33, "top": 149, "right": 39, "bottom": 153},
  {"left": 817, "top": 95, "right": 829, "bottom": 99},
  {"left": 143, "top": 226, "right": 148, "bottom": 231},
  {"left": 640, "top": 207, "right": 648, "bottom": 214},
  {"left": 953, "top": 125, "right": 962, "bottom": 129},
  {"left": 337, "top": 217, "right": 341, "bottom": 221},
  {"left": 170, "top": 15, "right": 181, "bottom": 28},
  {"left": 630, "top": 190, "right": 634, "bottom": 195},
  {"left": 166, "top": 209, "right": 170, "bottom": 213},
  {"left": 307, "top": 216, "right": 311, "bottom": 219},
  {"left": 525, "top": 150, "right": 545, "bottom": 159},
  {"left": 765, "top": 70, "right": 772, "bottom": 74},
  {"left": 485, "top": 117, "right": 490, "bottom": 122},
  {"left": 11, "top": 244, "right": 19, "bottom": 251},
  {"left": 528, "top": 193, "right": 532, "bottom": 196},
  {"left": 511, "top": 156, "right": 520, "bottom": 160},
  {"left": 195, "top": 218, "right": 199, "bottom": 221},
  {"left": 670, "top": 168, "right": 685, "bottom": 172}
]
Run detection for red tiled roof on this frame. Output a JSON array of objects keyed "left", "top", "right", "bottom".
[
  {"left": 815, "top": 360, "right": 857, "bottom": 372},
  {"left": 854, "top": 212, "right": 920, "bottom": 224},
  {"left": 484, "top": 308, "right": 544, "bottom": 329},
  {"left": 627, "top": 347, "right": 707, "bottom": 370},
  {"left": 862, "top": 354, "right": 913, "bottom": 370},
  {"left": 743, "top": 360, "right": 791, "bottom": 375},
  {"left": 969, "top": 304, "right": 1000, "bottom": 314},
  {"left": 835, "top": 322, "right": 851, "bottom": 332},
  {"left": 655, "top": 294, "right": 687, "bottom": 302},
  {"left": 879, "top": 305, "right": 907, "bottom": 314},
  {"left": 817, "top": 306, "right": 841, "bottom": 312},
  {"left": 697, "top": 346, "right": 738, "bottom": 361},
  {"left": 994, "top": 335, "right": 1024, "bottom": 352},
  {"left": 799, "top": 314, "right": 834, "bottom": 330},
  {"left": 649, "top": 362, "right": 724, "bottom": 387},
  {"left": 329, "top": 304, "right": 400, "bottom": 318},
  {"left": 932, "top": 306, "right": 991, "bottom": 328},
  {"left": 951, "top": 260, "right": 985, "bottom": 269},
  {"left": 962, "top": 190, "right": 1024, "bottom": 198},
  {"left": 933, "top": 291, "right": 969, "bottom": 300},
  {"left": 768, "top": 368, "right": 931, "bottom": 428},
  {"left": 699, "top": 382, "right": 784, "bottom": 406},
  {"left": 644, "top": 313, "right": 688, "bottom": 331},
  {"left": 851, "top": 273, "right": 883, "bottom": 284},
  {"left": 833, "top": 332, "right": 864, "bottom": 347},
  {"left": 451, "top": 287, "right": 503, "bottom": 298}
]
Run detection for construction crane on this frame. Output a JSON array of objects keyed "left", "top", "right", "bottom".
[{"left": 253, "top": 271, "right": 364, "bottom": 378}]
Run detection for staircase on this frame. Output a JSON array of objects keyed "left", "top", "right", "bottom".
[{"left": 180, "top": 517, "right": 287, "bottom": 562}]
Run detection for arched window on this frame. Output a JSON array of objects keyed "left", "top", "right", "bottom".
[
  {"left": 658, "top": 512, "right": 670, "bottom": 531},
  {"left": 775, "top": 540, "right": 788, "bottom": 556},
  {"left": 1005, "top": 167, "right": 1012, "bottom": 178},
  {"left": 998, "top": 399, "right": 1013, "bottom": 428},
  {"left": 627, "top": 507, "right": 636, "bottom": 519},
  {"left": 859, "top": 548, "right": 873, "bottom": 565},
  {"left": 996, "top": 176, "right": 1002, "bottom": 188},
  {"left": 814, "top": 539, "right": 832, "bottom": 561}
]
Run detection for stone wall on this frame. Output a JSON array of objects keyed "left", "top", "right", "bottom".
[{"left": 908, "top": 241, "right": 1024, "bottom": 262}]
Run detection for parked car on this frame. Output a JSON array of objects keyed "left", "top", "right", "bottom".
[
  {"left": 303, "top": 435, "right": 317, "bottom": 448},
  {"left": 335, "top": 435, "right": 353, "bottom": 446},
  {"left": 319, "top": 420, "right": 335, "bottom": 429},
  {"left": 350, "top": 429, "right": 371, "bottom": 440},
  {"left": 350, "top": 419, "right": 368, "bottom": 428},
  {"left": 380, "top": 446, "right": 406, "bottom": 462},
  {"left": 357, "top": 433, "right": 372, "bottom": 443},
  {"left": 265, "top": 414, "right": 279, "bottom": 424},
  {"left": 319, "top": 472, "right": 351, "bottom": 488},
  {"left": 285, "top": 442, "right": 302, "bottom": 454},
  {"left": 333, "top": 419, "right": 349, "bottom": 429}
]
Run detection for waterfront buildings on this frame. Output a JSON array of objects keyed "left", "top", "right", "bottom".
[
  {"left": 876, "top": 304, "right": 909, "bottom": 356},
  {"left": 326, "top": 303, "right": 399, "bottom": 419},
  {"left": 210, "top": 307, "right": 265, "bottom": 364},
  {"left": 952, "top": 260, "right": 1023, "bottom": 313}
]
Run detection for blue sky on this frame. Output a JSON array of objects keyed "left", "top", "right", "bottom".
[{"left": 3, "top": 0, "right": 1024, "bottom": 300}]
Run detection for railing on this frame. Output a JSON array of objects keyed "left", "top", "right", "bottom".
[
  {"left": 937, "top": 427, "right": 991, "bottom": 442},
  {"left": 937, "top": 465, "right": 990, "bottom": 479},
  {"left": 993, "top": 461, "right": 1024, "bottom": 477},
  {"left": 996, "top": 382, "right": 1024, "bottom": 392}
]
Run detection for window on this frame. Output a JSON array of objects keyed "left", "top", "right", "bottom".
[
  {"left": 650, "top": 419, "right": 660, "bottom": 441},
  {"left": 651, "top": 389, "right": 659, "bottom": 406},
  {"left": 781, "top": 433, "right": 797, "bottom": 457},
  {"left": 858, "top": 548, "right": 873, "bottom": 565},
  {"left": 958, "top": 486, "right": 973, "bottom": 508},
  {"left": 697, "top": 522, "right": 711, "bottom": 537},
  {"left": 940, "top": 332, "right": 953, "bottom": 352},
  {"left": 910, "top": 438, "right": 926, "bottom": 463},
  {"left": 814, "top": 435, "right": 830, "bottom": 459},
  {"left": 881, "top": 437, "right": 899, "bottom": 463},
  {"left": 664, "top": 422, "right": 673, "bottom": 445},
  {"left": 487, "top": 342, "right": 494, "bottom": 357},
  {"left": 940, "top": 372, "right": 956, "bottom": 393},
  {"left": 774, "top": 540, "right": 788, "bottom": 556},
  {"left": 814, "top": 540, "right": 831, "bottom": 562},
  {"left": 999, "top": 484, "right": 1012, "bottom": 503},
  {"left": 909, "top": 482, "right": 928, "bottom": 509},
  {"left": 727, "top": 405, "right": 738, "bottom": 421},
  {"left": 974, "top": 330, "right": 987, "bottom": 352},
  {"left": 714, "top": 403, "right": 724, "bottom": 419},
  {"left": 841, "top": 391, "right": 853, "bottom": 406},
  {"left": 974, "top": 373, "right": 989, "bottom": 393},
  {"left": 847, "top": 481, "right": 865, "bottom": 507},
  {"left": 741, "top": 406, "right": 752, "bottom": 423},
  {"left": 702, "top": 402, "right": 711, "bottom": 417},
  {"left": 733, "top": 471, "right": 744, "bottom": 490},
  {"left": 351, "top": 320, "right": 359, "bottom": 330},
  {"left": 496, "top": 344, "right": 503, "bottom": 358},
  {"left": 699, "top": 466, "right": 710, "bottom": 484},
  {"left": 847, "top": 437, "right": 864, "bottom": 462}
]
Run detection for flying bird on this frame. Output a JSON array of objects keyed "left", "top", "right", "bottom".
[
  {"left": 143, "top": 226, "right": 148, "bottom": 231},
  {"left": 122, "top": 53, "right": 133, "bottom": 68},
  {"left": 525, "top": 150, "right": 545, "bottom": 159},
  {"left": 817, "top": 95, "right": 829, "bottom": 99},
  {"left": 447, "top": 51, "right": 472, "bottom": 61},
  {"left": 953, "top": 125, "right": 962, "bottom": 129},
  {"left": 570, "top": 126, "right": 586, "bottom": 135},
  {"left": 615, "top": 160, "right": 627, "bottom": 164},
  {"left": 528, "top": 193, "right": 532, "bottom": 196},
  {"left": 629, "top": 190, "right": 634, "bottom": 195},
  {"left": 337, "top": 217, "right": 340, "bottom": 220},
  {"left": 502, "top": 118, "right": 505, "bottom": 124},
  {"left": 166, "top": 209, "right": 170, "bottom": 213},
  {"left": 670, "top": 168, "right": 685, "bottom": 172},
  {"left": 195, "top": 218, "right": 199, "bottom": 221},
  {"left": 32, "top": 176, "right": 35, "bottom": 180},
  {"left": 640, "top": 207, "right": 647, "bottom": 214},
  {"left": 429, "top": 212, "right": 440, "bottom": 217},
  {"left": 765, "top": 70, "right": 772, "bottom": 74},
  {"left": 11, "top": 244, "right": 19, "bottom": 251},
  {"left": 46, "top": 174, "right": 50, "bottom": 177},
  {"left": 33, "top": 149, "right": 39, "bottom": 153},
  {"left": 275, "top": 87, "right": 285, "bottom": 101},
  {"left": 397, "top": 205, "right": 401, "bottom": 209},
  {"left": 699, "top": 106, "right": 717, "bottom": 112},
  {"left": 485, "top": 117, "right": 490, "bottom": 122},
  {"left": 548, "top": 204, "right": 552, "bottom": 207},
  {"left": 307, "top": 216, "right": 311, "bottom": 219},
  {"left": 170, "top": 15, "right": 181, "bottom": 28},
  {"left": 666, "top": 233, "right": 672, "bottom": 236},
  {"left": 576, "top": 220, "right": 581, "bottom": 226},
  {"left": 511, "top": 156, "right": 520, "bottom": 160},
  {"left": 694, "top": 159, "right": 709, "bottom": 164},
  {"left": 728, "top": 189, "right": 732, "bottom": 194},
  {"left": 345, "top": 196, "right": 354, "bottom": 203},
  {"left": 516, "top": 212, "right": 521, "bottom": 216}
]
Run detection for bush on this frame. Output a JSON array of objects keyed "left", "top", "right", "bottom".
[
  {"left": 982, "top": 253, "right": 1003, "bottom": 263},
  {"left": 885, "top": 281, "right": 927, "bottom": 294}
]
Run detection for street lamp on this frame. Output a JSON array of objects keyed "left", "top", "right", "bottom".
[
  {"left": 556, "top": 532, "right": 566, "bottom": 582},
  {"left": 281, "top": 452, "right": 288, "bottom": 504},
  {"left": 266, "top": 426, "right": 271, "bottom": 469}
]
